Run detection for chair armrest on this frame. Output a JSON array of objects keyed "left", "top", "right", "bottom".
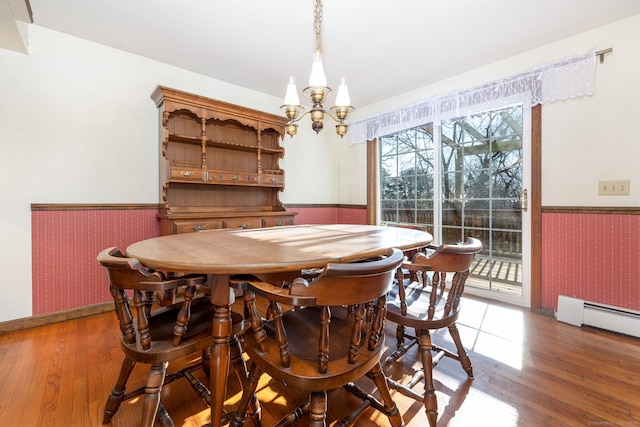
[
  {"left": 402, "top": 251, "right": 437, "bottom": 272},
  {"left": 179, "top": 274, "right": 207, "bottom": 286},
  {"left": 230, "top": 276, "right": 316, "bottom": 307}
]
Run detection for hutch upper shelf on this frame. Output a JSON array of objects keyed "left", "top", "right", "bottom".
[{"left": 151, "top": 86, "right": 296, "bottom": 235}]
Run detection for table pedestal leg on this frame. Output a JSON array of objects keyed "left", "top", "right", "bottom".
[
  {"left": 209, "top": 275, "right": 232, "bottom": 427},
  {"left": 210, "top": 305, "right": 231, "bottom": 427}
]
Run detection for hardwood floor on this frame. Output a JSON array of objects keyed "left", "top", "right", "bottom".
[{"left": 1, "top": 296, "right": 639, "bottom": 426}]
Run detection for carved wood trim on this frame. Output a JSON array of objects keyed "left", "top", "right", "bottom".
[{"left": 151, "top": 85, "right": 288, "bottom": 134}]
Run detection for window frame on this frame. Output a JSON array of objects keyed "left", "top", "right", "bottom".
[{"left": 367, "top": 105, "right": 542, "bottom": 313}]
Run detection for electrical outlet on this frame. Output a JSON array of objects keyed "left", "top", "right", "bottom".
[{"left": 598, "top": 180, "right": 630, "bottom": 195}]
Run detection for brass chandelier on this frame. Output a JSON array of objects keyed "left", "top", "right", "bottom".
[{"left": 280, "top": 0, "right": 354, "bottom": 138}]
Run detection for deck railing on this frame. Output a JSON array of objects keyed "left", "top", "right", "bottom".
[{"left": 383, "top": 208, "right": 522, "bottom": 259}]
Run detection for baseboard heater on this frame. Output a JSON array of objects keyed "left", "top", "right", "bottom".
[{"left": 556, "top": 295, "right": 640, "bottom": 338}]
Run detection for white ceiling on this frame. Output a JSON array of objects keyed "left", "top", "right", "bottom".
[{"left": 9, "top": 1, "right": 640, "bottom": 106}]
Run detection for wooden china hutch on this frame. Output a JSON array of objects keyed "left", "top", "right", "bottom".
[{"left": 151, "top": 86, "right": 296, "bottom": 235}]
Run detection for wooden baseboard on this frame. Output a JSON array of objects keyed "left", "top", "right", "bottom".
[{"left": 0, "top": 302, "right": 114, "bottom": 334}]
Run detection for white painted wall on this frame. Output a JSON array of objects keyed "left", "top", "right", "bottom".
[
  {"left": 338, "top": 14, "right": 640, "bottom": 208},
  {"left": 280, "top": 125, "right": 338, "bottom": 204}
]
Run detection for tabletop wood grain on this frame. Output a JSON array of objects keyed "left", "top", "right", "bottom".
[{"left": 126, "top": 224, "right": 433, "bottom": 274}]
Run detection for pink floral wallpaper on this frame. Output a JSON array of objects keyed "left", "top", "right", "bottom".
[
  {"left": 31, "top": 206, "right": 367, "bottom": 315},
  {"left": 31, "top": 209, "right": 160, "bottom": 315},
  {"left": 541, "top": 212, "right": 640, "bottom": 311},
  {"left": 33, "top": 207, "right": 638, "bottom": 315}
]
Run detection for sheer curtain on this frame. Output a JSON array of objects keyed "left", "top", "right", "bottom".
[{"left": 349, "top": 49, "right": 596, "bottom": 144}]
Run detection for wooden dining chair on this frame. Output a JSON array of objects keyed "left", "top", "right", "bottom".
[
  {"left": 229, "top": 248, "right": 405, "bottom": 427},
  {"left": 97, "top": 247, "right": 250, "bottom": 427},
  {"left": 383, "top": 237, "right": 482, "bottom": 427}
]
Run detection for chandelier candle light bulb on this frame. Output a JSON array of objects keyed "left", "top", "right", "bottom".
[
  {"left": 284, "top": 76, "right": 300, "bottom": 106},
  {"left": 309, "top": 51, "right": 327, "bottom": 87},
  {"left": 334, "top": 77, "right": 351, "bottom": 107}
]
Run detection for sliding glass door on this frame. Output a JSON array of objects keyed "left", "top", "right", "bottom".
[{"left": 379, "top": 104, "right": 531, "bottom": 307}]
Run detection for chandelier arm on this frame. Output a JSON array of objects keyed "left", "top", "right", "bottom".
[
  {"left": 323, "top": 109, "right": 342, "bottom": 123},
  {"left": 286, "top": 108, "right": 346, "bottom": 126},
  {"left": 287, "top": 109, "right": 312, "bottom": 124},
  {"left": 289, "top": 108, "right": 342, "bottom": 124}
]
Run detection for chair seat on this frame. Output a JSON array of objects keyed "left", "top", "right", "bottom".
[
  {"left": 245, "top": 306, "right": 382, "bottom": 390},
  {"left": 387, "top": 281, "right": 460, "bottom": 330},
  {"left": 120, "top": 297, "right": 244, "bottom": 364}
]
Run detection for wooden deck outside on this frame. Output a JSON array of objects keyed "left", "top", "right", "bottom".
[{"left": 468, "top": 256, "right": 523, "bottom": 295}]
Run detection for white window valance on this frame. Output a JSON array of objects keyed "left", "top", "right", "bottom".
[{"left": 349, "top": 49, "right": 596, "bottom": 144}]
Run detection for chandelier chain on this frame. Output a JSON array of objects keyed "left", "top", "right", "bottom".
[{"left": 313, "top": 0, "right": 323, "bottom": 52}]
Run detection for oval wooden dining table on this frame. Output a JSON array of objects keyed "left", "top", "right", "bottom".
[{"left": 126, "top": 223, "right": 433, "bottom": 427}]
